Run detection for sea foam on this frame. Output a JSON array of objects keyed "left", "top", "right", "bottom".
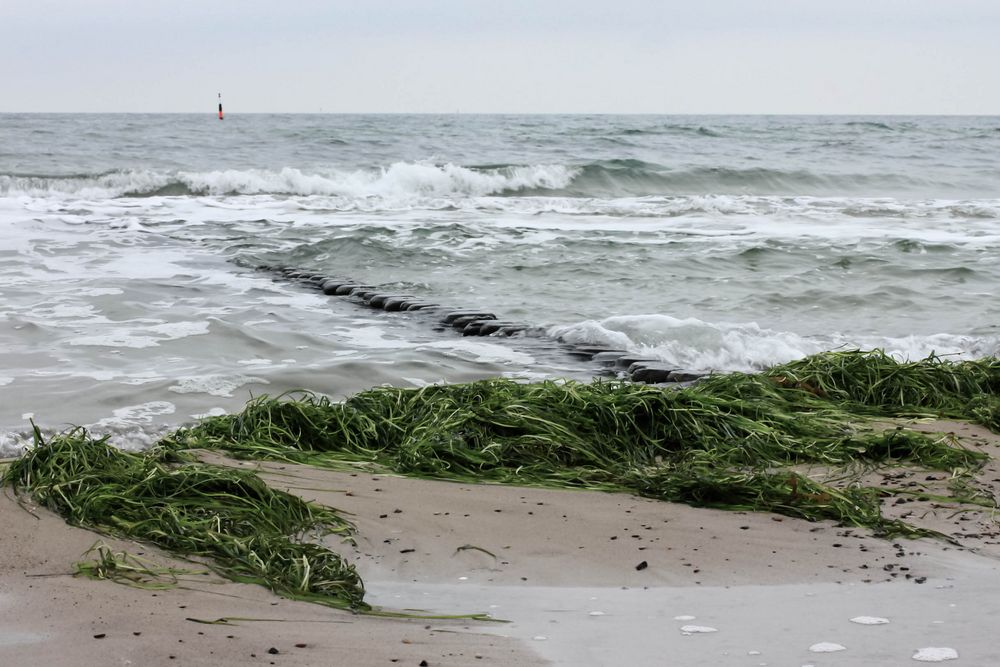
[{"left": 549, "top": 314, "right": 999, "bottom": 373}]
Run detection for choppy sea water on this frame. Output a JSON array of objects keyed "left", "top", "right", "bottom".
[{"left": 1, "top": 114, "right": 998, "bottom": 454}]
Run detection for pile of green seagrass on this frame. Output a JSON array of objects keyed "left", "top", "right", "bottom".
[
  {"left": 2, "top": 427, "right": 367, "bottom": 610},
  {"left": 4, "top": 350, "right": 999, "bottom": 611}
]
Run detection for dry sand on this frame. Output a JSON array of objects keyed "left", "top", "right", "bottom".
[{"left": 3, "top": 419, "right": 1000, "bottom": 666}]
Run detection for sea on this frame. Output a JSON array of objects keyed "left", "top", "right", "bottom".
[{"left": 1, "top": 113, "right": 998, "bottom": 455}]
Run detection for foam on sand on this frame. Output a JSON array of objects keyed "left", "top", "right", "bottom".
[
  {"left": 680, "top": 625, "right": 718, "bottom": 634},
  {"left": 808, "top": 642, "right": 847, "bottom": 653},
  {"left": 912, "top": 647, "right": 959, "bottom": 662},
  {"left": 850, "top": 615, "right": 890, "bottom": 625}
]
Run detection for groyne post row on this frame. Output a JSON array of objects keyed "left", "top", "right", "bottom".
[{"left": 251, "top": 264, "right": 707, "bottom": 385}]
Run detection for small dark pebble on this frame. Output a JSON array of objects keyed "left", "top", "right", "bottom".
[
  {"left": 93, "top": 634, "right": 106, "bottom": 639},
  {"left": 268, "top": 647, "right": 279, "bottom": 655},
  {"left": 295, "top": 643, "right": 307, "bottom": 648},
  {"left": 400, "top": 548, "right": 415, "bottom": 554},
  {"left": 636, "top": 561, "right": 648, "bottom": 571},
  {"left": 420, "top": 661, "right": 429, "bottom": 667}
]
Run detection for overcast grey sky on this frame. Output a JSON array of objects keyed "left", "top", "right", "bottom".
[{"left": 2, "top": 0, "right": 997, "bottom": 114}]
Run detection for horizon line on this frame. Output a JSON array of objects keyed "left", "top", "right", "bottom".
[{"left": 0, "top": 111, "right": 995, "bottom": 117}]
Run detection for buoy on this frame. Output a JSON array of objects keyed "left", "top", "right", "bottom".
[{"left": 218, "top": 93, "right": 224, "bottom": 120}]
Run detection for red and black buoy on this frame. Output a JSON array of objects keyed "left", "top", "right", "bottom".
[{"left": 218, "top": 93, "right": 224, "bottom": 120}]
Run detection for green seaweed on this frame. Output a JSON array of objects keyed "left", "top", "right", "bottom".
[
  {"left": 4, "top": 426, "right": 367, "bottom": 611},
  {"left": 73, "top": 542, "right": 210, "bottom": 590},
  {"left": 5, "top": 350, "right": 999, "bottom": 611},
  {"left": 163, "top": 350, "right": 995, "bottom": 537}
]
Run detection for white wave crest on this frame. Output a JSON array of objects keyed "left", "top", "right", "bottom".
[
  {"left": 0, "top": 163, "right": 578, "bottom": 199},
  {"left": 549, "top": 314, "right": 999, "bottom": 372},
  {"left": 0, "top": 171, "right": 172, "bottom": 198}
]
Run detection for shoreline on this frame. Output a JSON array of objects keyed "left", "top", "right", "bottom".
[{"left": 3, "top": 351, "right": 999, "bottom": 665}]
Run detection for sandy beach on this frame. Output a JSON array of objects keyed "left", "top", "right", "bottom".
[{"left": 3, "top": 418, "right": 999, "bottom": 666}]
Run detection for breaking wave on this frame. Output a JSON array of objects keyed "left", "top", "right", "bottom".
[
  {"left": 549, "top": 314, "right": 1000, "bottom": 373},
  {"left": 0, "top": 164, "right": 578, "bottom": 199},
  {"left": 0, "top": 160, "right": 976, "bottom": 201}
]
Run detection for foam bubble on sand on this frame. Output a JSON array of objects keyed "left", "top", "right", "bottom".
[
  {"left": 588, "top": 611, "right": 605, "bottom": 617},
  {"left": 0, "top": 377, "right": 12, "bottom": 387},
  {"left": 850, "top": 616, "right": 890, "bottom": 625},
  {"left": 809, "top": 642, "right": 846, "bottom": 653},
  {"left": 680, "top": 625, "right": 717, "bottom": 634},
  {"left": 674, "top": 615, "right": 696, "bottom": 620},
  {"left": 912, "top": 647, "right": 959, "bottom": 662}
]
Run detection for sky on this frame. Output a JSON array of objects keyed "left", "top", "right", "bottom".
[{"left": 2, "top": 0, "right": 998, "bottom": 114}]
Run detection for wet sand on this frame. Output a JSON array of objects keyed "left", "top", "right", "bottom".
[
  {"left": 0, "top": 490, "right": 542, "bottom": 667},
  {"left": 3, "top": 419, "right": 999, "bottom": 665}
]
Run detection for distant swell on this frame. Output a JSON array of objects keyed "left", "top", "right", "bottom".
[
  {"left": 558, "top": 162, "right": 949, "bottom": 197},
  {"left": 845, "top": 121, "right": 897, "bottom": 131},
  {"left": 0, "top": 159, "right": 960, "bottom": 200}
]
